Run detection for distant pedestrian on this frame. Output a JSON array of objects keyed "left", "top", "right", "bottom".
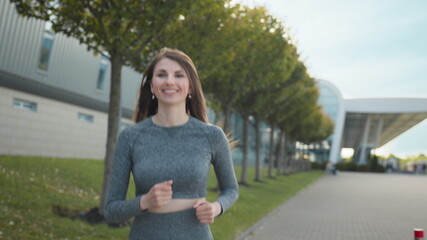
[
  {"left": 416, "top": 163, "right": 424, "bottom": 175},
  {"left": 326, "top": 161, "right": 336, "bottom": 175},
  {"left": 386, "top": 163, "right": 393, "bottom": 173}
]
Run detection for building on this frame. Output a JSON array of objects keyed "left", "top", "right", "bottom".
[
  {"left": 0, "top": 1, "right": 140, "bottom": 159},
  {"left": 316, "top": 79, "right": 427, "bottom": 164}
]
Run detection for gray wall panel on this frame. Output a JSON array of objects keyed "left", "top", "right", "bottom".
[
  {"left": 0, "top": 1, "right": 45, "bottom": 78},
  {"left": 0, "top": 2, "right": 15, "bottom": 68},
  {"left": 1, "top": 1, "right": 145, "bottom": 113},
  {"left": 29, "top": 23, "right": 44, "bottom": 78},
  {"left": 12, "top": 13, "right": 23, "bottom": 73}
]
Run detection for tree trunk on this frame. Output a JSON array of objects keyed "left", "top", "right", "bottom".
[
  {"left": 282, "top": 135, "right": 289, "bottom": 175},
  {"left": 222, "top": 105, "right": 231, "bottom": 133},
  {"left": 99, "top": 53, "right": 123, "bottom": 216},
  {"left": 275, "top": 131, "right": 284, "bottom": 177},
  {"left": 287, "top": 141, "right": 296, "bottom": 174},
  {"left": 298, "top": 144, "right": 304, "bottom": 172},
  {"left": 254, "top": 118, "right": 262, "bottom": 182},
  {"left": 240, "top": 114, "right": 249, "bottom": 185},
  {"left": 267, "top": 125, "right": 275, "bottom": 178}
]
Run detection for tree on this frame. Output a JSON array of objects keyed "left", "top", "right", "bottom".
[
  {"left": 229, "top": 6, "right": 296, "bottom": 184},
  {"left": 11, "top": 0, "right": 199, "bottom": 216},
  {"left": 157, "top": 0, "right": 230, "bottom": 114},
  {"left": 251, "top": 45, "right": 299, "bottom": 180},
  {"left": 256, "top": 60, "right": 306, "bottom": 176},
  {"left": 269, "top": 62, "right": 319, "bottom": 175},
  {"left": 195, "top": 4, "right": 264, "bottom": 133}
]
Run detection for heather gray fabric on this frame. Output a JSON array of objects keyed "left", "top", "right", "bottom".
[
  {"left": 129, "top": 208, "right": 213, "bottom": 240},
  {"left": 104, "top": 116, "right": 239, "bottom": 239}
]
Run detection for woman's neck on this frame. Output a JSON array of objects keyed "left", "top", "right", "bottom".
[{"left": 152, "top": 106, "right": 189, "bottom": 127}]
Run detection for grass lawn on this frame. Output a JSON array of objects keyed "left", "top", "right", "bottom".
[{"left": 0, "top": 155, "right": 323, "bottom": 240}]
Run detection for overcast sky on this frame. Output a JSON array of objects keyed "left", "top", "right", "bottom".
[{"left": 237, "top": 0, "right": 427, "bottom": 158}]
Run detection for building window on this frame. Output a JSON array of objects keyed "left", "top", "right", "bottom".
[
  {"left": 13, "top": 98, "right": 37, "bottom": 112},
  {"left": 38, "top": 22, "right": 55, "bottom": 71},
  {"left": 97, "top": 55, "right": 109, "bottom": 90},
  {"left": 77, "top": 113, "right": 94, "bottom": 123}
]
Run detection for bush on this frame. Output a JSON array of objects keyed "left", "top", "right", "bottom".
[
  {"left": 369, "top": 155, "right": 385, "bottom": 173},
  {"left": 335, "top": 162, "right": 357, "bottom": 171},
  {"left": 311, "top": 161, "right": 327, "bottom": 170},
  {"left": 334, "top": 158, "right": 385, "bottom": 173}
]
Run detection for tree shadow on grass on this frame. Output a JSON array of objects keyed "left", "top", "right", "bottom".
[{"left": 51, "top": 205, "right": 131, "bottom": 228}]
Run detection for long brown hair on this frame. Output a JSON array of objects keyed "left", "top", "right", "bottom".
[{"left": 133, "top": 48, "right": 208, "bottom": 123}]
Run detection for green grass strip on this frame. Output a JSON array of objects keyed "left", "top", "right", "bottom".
[{"left": 0, "top": 155, "right": 323, "bottom": 240}]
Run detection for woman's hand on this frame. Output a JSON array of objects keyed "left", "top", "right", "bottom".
[
  {"left": 193, "top": 199, "right": 222, "bottom": 224},
  {"left": 140, "top": 180, "right": 173, "bottom": 211}
]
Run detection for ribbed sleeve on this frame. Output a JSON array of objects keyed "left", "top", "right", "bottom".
[
  {"left": 104, "top": 128, "right": 147, "bottom": 223},
  {"left": 209, "top": 126, "right": 239, "bottom": 214}
]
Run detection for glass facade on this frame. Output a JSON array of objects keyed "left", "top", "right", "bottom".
[
  {"left": 318, "top": 85, "right": 339, "bottom": 123},
  {"left": 228, "top": 113, "right": 272, "bottom": 166},
  {"left": 97, "top": 55, "right": 109, "bottom": 90},
  {"left": 38, "top": 23, "right": 54, "bottom": 71},
  {"left": 310, "top": 81, "right": 342, "bottom": 162}
]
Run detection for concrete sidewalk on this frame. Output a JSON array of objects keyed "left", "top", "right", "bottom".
[{"left": 236, "top": 172, "right": 427, "bottom": 240}]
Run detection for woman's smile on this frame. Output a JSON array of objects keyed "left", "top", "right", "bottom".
[{"left": 151, "top": 58, "right": 190, "bottom": 107}]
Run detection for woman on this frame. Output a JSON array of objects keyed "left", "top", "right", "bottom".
[{"left": 104, "top": 48, "right": 239, "bottom": 239}]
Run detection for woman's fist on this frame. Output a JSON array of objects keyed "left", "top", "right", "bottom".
[
  {"left": 140, "top": 180, "right": 173, "bottom": 210},
  {"left": 193, "top": 199, "right": 222, "bottom": 224}
]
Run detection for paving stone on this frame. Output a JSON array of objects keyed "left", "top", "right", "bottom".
[{"left": 236, "top": 172, "right": 427, "bottom": 240}]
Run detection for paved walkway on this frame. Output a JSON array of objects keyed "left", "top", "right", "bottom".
[{"left": 236, "top": 172, "right": 427, "bottom": 240}]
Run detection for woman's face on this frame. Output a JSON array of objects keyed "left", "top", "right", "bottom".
[{"left": 151, "top": 57, "right": 191, "bottom": 108}]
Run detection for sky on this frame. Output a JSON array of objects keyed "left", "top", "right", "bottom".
[{"left": 236, "top": 0, "right": 427, "bottom": 158}]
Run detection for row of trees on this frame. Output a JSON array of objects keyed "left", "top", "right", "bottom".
[
  {"left": 159, "top": 3, "right": 334, "bottom": 184},
  {"left": 11, "top": 0, "right": 334, "bottom": 215}
]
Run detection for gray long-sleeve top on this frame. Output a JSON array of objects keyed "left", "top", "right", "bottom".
[{"left": 104, "top": 116, "right": 239, "bottom": 223}]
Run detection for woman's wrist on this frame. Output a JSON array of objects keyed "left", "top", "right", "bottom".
[
  {"left": 139, "top": 195, "right": 149, "bottom": 211},
  {"left": 213, "top": 201, "right": 222, "bottom": 217}
]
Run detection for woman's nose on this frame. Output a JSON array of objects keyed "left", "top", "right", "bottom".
[{"left": 165, "top": 75, "right": 174, "bottom": 84}]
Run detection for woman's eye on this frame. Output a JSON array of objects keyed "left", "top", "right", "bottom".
[
  {"left": 176, "top": 74, "right": 185, "bottom": 78},
  {"left": 157, "top": 73, "right": 167, "bottom": 78}
]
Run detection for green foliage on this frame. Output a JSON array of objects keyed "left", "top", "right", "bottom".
[
  {"left": 311, "top": 161, "right": 327, "bottom": 170},
  {"left": 335, "top": 162, "right": 359, "bottom": 171},
  {"left": 0, "top": 156, "right": 322, "bottom": 240},
  {"left": 334, "top": 156, "right": 386, "bottom": 173},
  {"left": 368, "top": 155, "right": 386, "bottom": 173},
  {"left": 11, "top": 0, "right": 196, "bottom": 68},
  {"left": 271, "top": 62, "right": 327, "bottom": 144},
  {"left": 411, "top": 153, "right": 426, "bottom": 161}
]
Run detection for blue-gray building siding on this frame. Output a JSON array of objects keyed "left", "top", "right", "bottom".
[{"left": 0, "top": 1, "right": 142, "bottom": 116}]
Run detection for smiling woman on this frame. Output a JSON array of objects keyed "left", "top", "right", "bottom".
[
  {"left": 134, "top": 48, "right": 208, "bottom": 124},
  {"left": 104, "top": 48, "right": 239, "bottom": 240},
  {"left": 150, "top": 58, "right": 191, "bottom": 112}
]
